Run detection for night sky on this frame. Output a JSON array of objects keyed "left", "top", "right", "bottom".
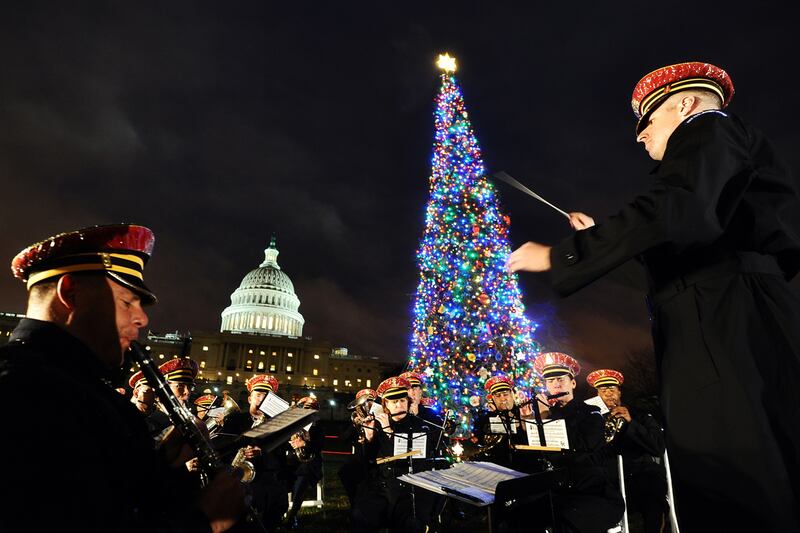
[{"left": 2, "top": 2, "right": 798, "bottom": 372}]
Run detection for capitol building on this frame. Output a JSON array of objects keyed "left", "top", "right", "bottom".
[
  {"left": 220, "top": 237, "right": 305, "bottom": 337},
  {"left": 2, "top": 236, "right": 400, "bottom": 411},
  {"left": 141, "top": 236, "right": 397, "bottom": 407}
]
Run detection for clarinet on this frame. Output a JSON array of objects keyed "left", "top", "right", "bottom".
[
  {"left": 128, "top": 341, "right": 223, "bottom": 483},
  {"left": 128, "top": 341, "right": 267, "bottom": 531}
]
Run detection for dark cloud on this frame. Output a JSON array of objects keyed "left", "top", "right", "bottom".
[{"left": 1, "top": 2, "right": 798, "bottom": 368}]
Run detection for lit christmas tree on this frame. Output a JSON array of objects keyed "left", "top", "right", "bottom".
[{"left": 407, "top": 54, "right": 542, "bottom": 437}]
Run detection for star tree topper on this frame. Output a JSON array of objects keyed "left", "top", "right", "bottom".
[{"left": 436, "top": 53, "right": 457, "bottom": 73}]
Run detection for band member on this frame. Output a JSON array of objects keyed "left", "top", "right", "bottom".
[
  {"left": 224, "top": 374, "right": 288, "bottom": 533},
  {"left": 0, "top": 224, "right": 243, "bottom": 532},
  {"left": 339, "top": 388, "right": 380, "bottom": 506},
  {"left": 399, "top": 371, "right": 443, "bottom": 425},
  {"left": 129, "top": 369, "right": 171, "bottom": 440},
  {"left": 473, "top": 374, "right": 531, "bottom": 467},
  {"left": 351, "top": 377, "right": 443, "bottom": 533},
  {"left": 285, "top": 396, "right": 324, "bottom": 529},
  {"left": 587, "top": 369, "right": 667, "bottom": 533},
  {"left": 158, "top": 357, "right": 204, "bottom": 475},
  {"left": 509, "top": 61, "right": 800, "bottom": 531},
  {"left": 532, "top": 353, "right": 625, "bottom": 533},
  {"left": 158, "top": 357, "right": 199, "bottom": 408},
  {"left": 194, "top": 393, "right": 217, "bottom": 421}
]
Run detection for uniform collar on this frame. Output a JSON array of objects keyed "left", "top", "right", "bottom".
[{"left": 9, "top": 318, "right": 117, "bottom": 382}]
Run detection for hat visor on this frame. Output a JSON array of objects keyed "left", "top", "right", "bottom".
[
  {"left": 107, "top": 271, "right": 157, "bottom": 305},
  {"left": 636, "top": 95, "right": 668, "bottom": 135}
]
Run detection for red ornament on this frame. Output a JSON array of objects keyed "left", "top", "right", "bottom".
[{"left": 477, "top": 293, "right": 490, "bottom": 306}]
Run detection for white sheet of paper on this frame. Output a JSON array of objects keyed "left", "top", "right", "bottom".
[
  {"left": 397, "top": 461, "right": 528, "bottom": 506},
  {"left": 393, "top": 432, "right": 427, "bottom": 458},
  {"left": 584, "top": 395, "right": 609, "bottom": 415},
  {"left": 523, "top": 418, "right": 570, "bottom": 449},
  {"left": 258, "top": 392, "right": 290, "bottom": 418},
  {"left": 489, "top": 416, "right": 517, "bottom": 434},
  {"left": 206, "top": 407, "right": 226, "bottom": 418}
]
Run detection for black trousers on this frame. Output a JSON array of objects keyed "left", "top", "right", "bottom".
[{"left": 652, "top": 273, "right": 800, "bottom": 532}]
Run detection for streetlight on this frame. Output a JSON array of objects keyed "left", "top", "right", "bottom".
[{"left": 328, "top": 399, "right": 336, "bottom": 420}]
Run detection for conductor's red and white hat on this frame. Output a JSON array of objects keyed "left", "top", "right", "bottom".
[
  {"left": 246, "top": 374, "right": 279, "bottom": 393},
  {"left": 158, "top": 358, "right": 199, "bottom": 384},
  {"left": 377, "top": 377, "right": 411, "bottom": 400},
  {"left": 484, "top": 375, "right": 514, "bottom": 394},
  {"left": 586, "top": 369, "right": 624, "bottom": 388},
  {"left": 631, "top": 61, "right": 734, "bottom": 134},
  {"left": 11, "top": 224, "right": 157, "bottom": 304},
  {"left": 533, "top": 352, "right": 580, "bottom": 379}
]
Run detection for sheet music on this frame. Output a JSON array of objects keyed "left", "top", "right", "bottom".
[
  {"left": 584, "top": 395, "right": 609, "bottom": 414},
  {"left": 523, "top": 418, "right": 570, "bottom": 449},
  {"left": 258, "top": 392, "right": 290, "bottom": 418},
  {"left": 397, "top": 461, "right": 527, "bottom": 506},
  {"left": 489, "top": 416, "right": 517, "bottom": 434},
  {"left": 206, "top": 407, "right": 226, "bottom": 418},
  {"left": 393, "top": 432, "right": 427, "bottom": 458},
  {"left": 242, "top": 407, "right": 318, "bottom": 451}
]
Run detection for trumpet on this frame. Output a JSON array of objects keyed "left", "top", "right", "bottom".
[
  {"left": 603, "top": 400, "right": 627, "bottom": 443},
  {"left": 349, "top": 395, "right": 381, "bottom": 443},
  {"left": 289, "top": 429, "right": 314, "bottom": 463},
  {"left": 205, "top": 397, "right": 241, "bottom": 435}
]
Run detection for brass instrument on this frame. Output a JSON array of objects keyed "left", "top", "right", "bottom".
[
  {"left": 289, "top": 429, "right": 313, "bottom": 463},
  {"left": 348, "top": 395, "right": 375, "bottom": 444},
  {"left": 231, "top": 447, "right": 256, "bottom": 483},
  {"left": 205, "top": 397, "right": 241, "bottom": 436},
  {"left": 603, "top": 401, "right": 627, "bottom": 443}
]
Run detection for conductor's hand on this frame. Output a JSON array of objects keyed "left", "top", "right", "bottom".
[
  {"left": 508, "top": 242, "right": 552, "bottom": 273},
  {"left": 568, "top": 212, "right": 595, "bottom": 230},
  {"left": 197, "top": 469, "right": 246, "bottom": 533}
]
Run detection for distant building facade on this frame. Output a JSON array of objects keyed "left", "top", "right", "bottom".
[{"left": 0, "top": 238, "right": 401, "bottom": 415}]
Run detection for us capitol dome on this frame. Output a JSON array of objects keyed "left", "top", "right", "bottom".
[{"left": 220, "top": 236, "right": 305, "bottom": 336}]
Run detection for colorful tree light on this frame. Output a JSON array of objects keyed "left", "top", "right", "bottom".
[{"left": 408, "top": 55, "right": 543, "bottom": 437}]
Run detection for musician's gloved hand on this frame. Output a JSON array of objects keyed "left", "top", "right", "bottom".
[
  {"left": 409, "top": 402, "right": 419, "bottom": 415},
  {"left": 197, "top": 469, "right": 246, "bottom": 533},
  {"left": 568, "top": 211, "right": 595, "bottom": 230}
]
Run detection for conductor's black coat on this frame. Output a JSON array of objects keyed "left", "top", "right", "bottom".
[{"left": 549, "top": 110, "right": 800, "bottom": 531}]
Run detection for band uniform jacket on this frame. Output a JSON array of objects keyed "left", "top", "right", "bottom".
[
  {"left": 0, "top": 319, "right": 210, "bottom": 533},
  {"left": 350, "top": 414, "right": 443, "bottom": 532},
  {"left": 549, "top": 110, "right": 800, "bottom": 531}
]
